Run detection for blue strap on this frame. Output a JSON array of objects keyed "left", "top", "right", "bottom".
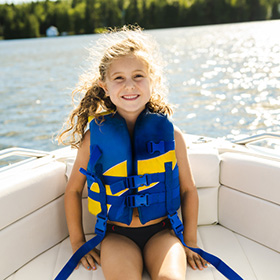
[
  {"left": 164, "top": 163, "right": 243, "bottom": 279},
  {"left": 54, "top": 234, "right": 104, "bottom": 280},
  {"left": 168, "top": 213, "right": 243, "bottom": 280},
  {"left": 88, "top": 187, "right": 180, "bottom": 209},
  {"left": 55, "top": 160, "right": 108, "bottom": 280},
  {"left": 88, "top": 188, "right": 126, "bottom": 206},
  {"left": 79, "top": 144, "right": 102, "bottom": 181},
  {"left": 54, "top": 213, "right": 107, "bottom": 280},
  {"left": 104, "top": 172, "right": 166, "bottom": 194},
  {"left": 125, "top": 188, "right": 180, "bottom": 208},
  {"left": 89, "top": 145, "right": 102, "bottom": 167},
  {"left": 79, "top": 167, "right": 93, "bottom": 178},
  {"left": 164, "top": 162, "right": 174, "bottom": 213}
]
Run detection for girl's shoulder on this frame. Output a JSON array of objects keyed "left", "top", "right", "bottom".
[{"left": 174, "top": 125, "right": 185, "bottom": 145}]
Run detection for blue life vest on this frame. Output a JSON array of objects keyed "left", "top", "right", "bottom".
[
  {"left": 54, "top": 109, "right": 243, "bottom": 280},
  {"left": 85, "top": 109, "right": 180, "bottom": 226}
]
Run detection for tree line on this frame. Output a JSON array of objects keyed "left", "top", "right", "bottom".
[{"left": 0, "top": 0, "right": 279, "bottom": 39}]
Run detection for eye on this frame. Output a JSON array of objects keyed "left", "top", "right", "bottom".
[
  {"left": 114, "top": 76, "right": 124, "bottom": 81},
  {"left": 134, "top": 74, "right": 144, "bottom": 79}
]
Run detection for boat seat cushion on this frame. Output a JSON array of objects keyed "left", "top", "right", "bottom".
[
  {"left": 1, "top": 196, "right": 68, "bottom": 280},
  {"left": 188, "top": 149, "right": 220, "bottom": 225},
  {"left": 6, "top": 225, "right": 280, "bottom": 280},
  {"left": 219, "top": 152, "right": 280, "bottom": 253},
  {"left": 0, "top": 160, "right": 66, "bottom": 230},
  {"left": 4, "top": 149, "right": 280, "bottom": 280},
  {"left": 220, "top": 152, "right": 280, "bottom": 205}
]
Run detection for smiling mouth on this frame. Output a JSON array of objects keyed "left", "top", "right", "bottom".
[{"left": 122, "top": 95, "right": 139, "bottom": 100}]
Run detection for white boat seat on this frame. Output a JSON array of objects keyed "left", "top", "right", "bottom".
[
  {"left": 2, "top": 148, "right": 280, "bottom": 280},
  {"left": 5, "top": 226, "right": 280, "bottom": 280}
]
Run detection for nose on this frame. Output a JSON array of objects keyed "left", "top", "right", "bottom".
[{"left": 124, "top": 78, "right": 135, "bottom": 90}]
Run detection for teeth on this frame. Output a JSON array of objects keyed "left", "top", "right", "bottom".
[{"left": 122, "top": 95, "right": 138, "bottom": 99}]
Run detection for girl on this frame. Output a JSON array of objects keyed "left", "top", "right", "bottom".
[{"left": 58, "top": 26, "right": 207, "bottom": 280}]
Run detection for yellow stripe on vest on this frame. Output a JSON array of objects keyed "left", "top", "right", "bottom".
[
  {"left": 88, "top": 152, "right": 177, "bottom": 216},
  {"left": 137, "top": 150, "right": 177, "bottom": 192},
  {"left": 88, "top": 161, "right": 129, "bottom": 216},
  {"left": 103, "top": 161, "right": 128, "bottom": 177}
]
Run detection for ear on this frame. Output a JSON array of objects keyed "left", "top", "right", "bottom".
[{"left": 98, "top": 80, "right": 109, "bottom": 95}]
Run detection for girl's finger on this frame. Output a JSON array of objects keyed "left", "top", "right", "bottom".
[
  {"left": 200, "top": 256, "right": 209, "bottom": 267},
  {"left": 187, "top": 256, "right": 197, "bottom": 270},
  {"left": 91, "top": 249, "right": 101, "bottom": 265},
  {"left": 194, "top": 256, "right": 204, "bottom": 270},
  {"left": 196, "top": 256, "right": 208, "bottom": 270},
  {"left": 80, "top": 256, "right": 91, "bottom": 270},
  {"left": 86, "top": 254, "right": 96, "bottom": 270}
]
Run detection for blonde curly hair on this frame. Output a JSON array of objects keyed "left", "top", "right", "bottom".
[{"left": 58, "top": 25, "right": 173, "bottom": 148}]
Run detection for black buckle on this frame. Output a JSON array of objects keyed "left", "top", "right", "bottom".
[{"left": 126, "top": 194, "right": 150, "bottom": 208}]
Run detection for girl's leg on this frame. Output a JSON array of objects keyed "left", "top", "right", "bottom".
[
  {"left": 101, "top": 233, "right": 143, "bottom": 280},
  {"left": 143, "top": 229, "right": 187, "bottom": 280}
]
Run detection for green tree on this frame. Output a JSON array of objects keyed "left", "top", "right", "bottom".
[
  {"left": 2, "top": 4, "right": 16, "bottom": 39},
  {"left": 0, "top": 0, "right": 279, "bottom": 39},
  {"left": 246, "top": 0, "right": 267, "bottom": 20},
  {"left": 125, "top": 0, "right": 141, "bottom": 25},
  {"left": 23, "top": 14, "right": 40, "bottom": 38},
  {"left": 70, "top": 1, "right": 86, "bottom": 34},
  {"left": 85, "top": 0, "right": 95, "bottom": 33},
  {"left": 163, "top": 1, "right": 180, "bottom": 27},
  {"left": 55, "top": 1, "right": 71, "bottom": 33},
  {"left": 271, "top": 1, "right": 280, "bottom": 19},
  {"left": 145, "top": 1, "right": 157, "bottom": 28}
]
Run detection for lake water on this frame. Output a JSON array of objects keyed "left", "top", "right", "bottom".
[{"left": 1, "top": 20, "right": 280, "bottom": 154}]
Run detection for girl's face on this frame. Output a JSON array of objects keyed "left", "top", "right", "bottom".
[{"left": 100, "top": 55, "right": 152, "bottom": 120}]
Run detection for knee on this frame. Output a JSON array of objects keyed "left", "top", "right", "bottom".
[
  {"left": 156, "top": 274, "right": 185, "bottom": 280},
  {"left": 157, "top": 277, "right": 182, "bottom": 280}
]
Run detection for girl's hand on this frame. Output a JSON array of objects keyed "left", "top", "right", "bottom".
[
  {"left": 184, "top": 245, "right": 209, "bottom": 270},
  {"left": 73, "top": 242, "right": 101, "bottom": 271}
]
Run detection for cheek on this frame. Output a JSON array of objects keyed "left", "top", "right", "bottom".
[{"left": 148, "top": 83, "right": 154, "bottom": 96}]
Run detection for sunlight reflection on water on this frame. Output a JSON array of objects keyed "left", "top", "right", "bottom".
[
  {"left": 0, "top": 20, "right": 280, "bottom": 153},
  {"left": 150, "top": 21, "right": 280, "bottom": 140}
]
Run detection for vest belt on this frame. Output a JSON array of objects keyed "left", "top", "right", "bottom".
[
  {"left": 87, "top": 187, "right": 180, "bottom": 208},
  {"left": 103, "top": 172, "right": 166, "bottom": 194},
  {"left": 126, "top": 187, "right": 180, "bottom": 207}
]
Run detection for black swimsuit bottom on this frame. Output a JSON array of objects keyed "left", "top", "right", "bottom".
[{"left": 106, "top": 218, "right": 172, "bottom": 251}]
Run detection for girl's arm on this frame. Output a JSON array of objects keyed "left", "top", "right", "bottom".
[
  {"left": 174, "top": 126, "right": 208, "bottom": 270},
  {"left": 64, "top": 131, "right": 100, "bottom": 270}
]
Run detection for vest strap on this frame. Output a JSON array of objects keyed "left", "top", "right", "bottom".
[
  {"left": 94, "top": 214, "right": 108, "bottom": 237},
  {"left": 125, "top": 188, "right": 180, "bottom": 208},
  {"left": 54, "top": 235, "right": 104, "bottom": 280},
  {"left": 168, "top": 212, "right": 243, "bottom": 280},
  {"left": 79, "top": 167, "right": 94, "bottom": 178},
  {"left": 88, "top": 187, "right": 180, "bottom": 209},
  {"left": 89, "top": 144, "right": 102, "bottom": 167},
  {"left": 88, "top": 188, "right": 125, "bottom": 206},
  {"left": 126, "top": 193, "right": 149, "bottom": 207},
  {"left": 165, "top": 162, "right": 176, "bottom": 213},
  {"left": 54, "top": 214, "right": 107, "bottom": 280},
  {"left": 104, "top": 172, "right": 166, "bottom": 194}
]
